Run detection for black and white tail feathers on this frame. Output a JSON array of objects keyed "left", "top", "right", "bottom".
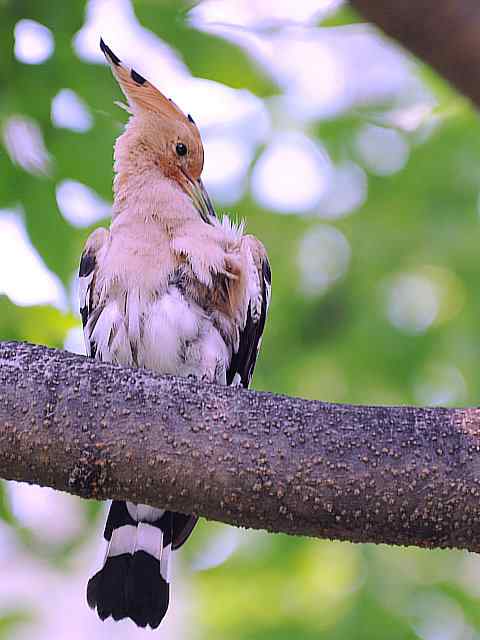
[{"left": 87, "top": 501, "right": 197, "bottom": 629}]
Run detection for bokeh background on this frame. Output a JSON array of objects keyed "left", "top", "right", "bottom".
[{"left": 2, "top": 0, "right": 480, "bottom": 638}]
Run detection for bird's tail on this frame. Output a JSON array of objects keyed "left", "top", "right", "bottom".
[{"left": 87, "top": 501, "right": 173, "bottom": 629}]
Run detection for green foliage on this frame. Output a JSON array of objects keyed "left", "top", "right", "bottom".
[{"left": 1, "top": 0, "right": 480, "bottom": 637}]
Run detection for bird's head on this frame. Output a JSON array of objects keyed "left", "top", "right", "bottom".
[{"left": 100, "top": 38, "right": 215, "bottom": 222}]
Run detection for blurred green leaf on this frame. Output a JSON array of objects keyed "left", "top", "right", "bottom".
[
  {"left": 0, "top": 482, "right": 15, "bottom": 525},
  {"left": 0, "top": 609, "right": 35, "bottom": 640},
  {"left": 320, "top": 5, "right": 365, "bottom": 28}
]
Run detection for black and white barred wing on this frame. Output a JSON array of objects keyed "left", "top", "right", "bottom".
[
  {"left": 78, "top": 228, "right": 108, "bottom": 358},
  {"left": 227, "top": 236, "right": 271, "bottom": 389}
]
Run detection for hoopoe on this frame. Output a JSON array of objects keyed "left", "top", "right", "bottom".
[{"left": 81, "top": 39, "right": 271, "bottom": 629}]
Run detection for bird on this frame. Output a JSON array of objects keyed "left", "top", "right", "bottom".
[{"left": 81, "top": 38, "right": 271, "bottom": 630}]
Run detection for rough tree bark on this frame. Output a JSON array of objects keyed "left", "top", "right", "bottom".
[
  {"left": 349, "top": 0, "right": 480, "bottom": 109},
  {"left": 1, "top": 341, "right": 480, "bottom": 553}
]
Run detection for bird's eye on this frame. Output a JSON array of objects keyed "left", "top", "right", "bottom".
[{"left": 176, "top": 142, "right": 188, "bottom": 157}]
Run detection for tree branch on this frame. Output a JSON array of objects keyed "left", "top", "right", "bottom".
[
  {"left": 349, "top": 0, "right": 480, "bottom": 109},
  {"left": 1, "top": 341, "right": 480, "bottom": 552}
]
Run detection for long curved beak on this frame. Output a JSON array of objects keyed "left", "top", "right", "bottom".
[{"left": 181, "top": 171, "right": 216, "bottom": 223}]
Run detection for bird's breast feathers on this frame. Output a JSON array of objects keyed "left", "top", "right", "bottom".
[{"left": 79, "top": 215, "right": 268, "bottom": 387}]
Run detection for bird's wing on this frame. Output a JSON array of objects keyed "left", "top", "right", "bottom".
[
  {"left": 227, "top": 235, "right": 271, "bottom": 389},
  {"left": 78, "top": 228, "right": 108, "bottom": 358}
]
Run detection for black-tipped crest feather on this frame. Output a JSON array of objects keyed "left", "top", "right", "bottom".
[
  {"left": 100, "top": 37, "right": 120, "bottom": 66},
  {"left": 131, "top": 68, "right": 146, "bottom": 85}
]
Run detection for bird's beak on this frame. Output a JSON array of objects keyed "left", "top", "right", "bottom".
[{"left": 180, "top": 171, "right": 216, "bottom": 222}]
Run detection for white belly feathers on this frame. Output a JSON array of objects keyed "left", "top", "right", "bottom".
[{"left": 89, "top": 284, "right": 230, "bottom": 384}]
